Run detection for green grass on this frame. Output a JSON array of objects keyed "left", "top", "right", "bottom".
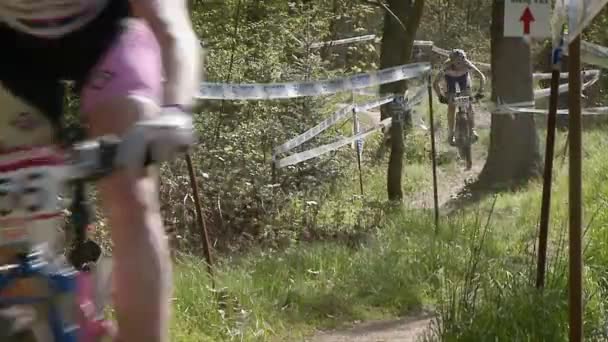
[{"left": 169, "top": 122, "right": 608, "bottom": 341}]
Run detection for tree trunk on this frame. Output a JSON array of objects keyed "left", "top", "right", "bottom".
[
  {"left": 379, "top": 0, "right": 425, "bottom": 201},
  {"left": 476, "top": 0, "right": 542, "bottom": 189}
]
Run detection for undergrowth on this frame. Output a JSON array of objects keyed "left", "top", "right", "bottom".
[{"left": 169, "top": 127, "right": 608, "bottom": 341}]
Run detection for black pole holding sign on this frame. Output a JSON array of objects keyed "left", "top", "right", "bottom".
[
  {"left": 568, "top": 36, "right": 583, "bottom": 342},
  {"left": 536, "top": 32, "right": 564, "bottom": 289}
]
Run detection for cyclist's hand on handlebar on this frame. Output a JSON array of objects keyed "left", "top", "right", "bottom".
[
  {"left": 115, "top": 106, "right": 196, "bottom": 171},
  {"left": 439, "top": 94, "right": 448, "bottom": 104}
]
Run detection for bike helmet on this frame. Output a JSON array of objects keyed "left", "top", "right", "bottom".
[{"left": 449, "top": 49, "right": 467, "bottom": 61}]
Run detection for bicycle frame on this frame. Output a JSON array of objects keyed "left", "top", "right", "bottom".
[
  {"left": 0, "top": 251, "right": 78, "bottom": 342},
  {"left": 0, "top": 141, "right": 119, "bottom": 342},
  {"left": 451, "top": 93, "right": 474, "bottom": 169},
  {"left": 453, "top": 95, "right": 472, "bottom": 120}
]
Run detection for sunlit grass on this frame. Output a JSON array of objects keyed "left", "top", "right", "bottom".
[{"left": 169, "top": 129, "right": 608, "bottom": 341}]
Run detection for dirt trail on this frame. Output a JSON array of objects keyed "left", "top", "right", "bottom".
[
  {"left": 362, "top": 103, "right": 490, "bottom": 210},
  {"left": 309, "top": 313, "right": 434, "bottom": 342},
  {"left": 308, "top": 105, "right": 490, "bottom": 342}
]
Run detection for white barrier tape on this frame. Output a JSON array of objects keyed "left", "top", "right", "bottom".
[
  {"left": 431, "top": 45, "right": 450, "bottom": 56},
  {"left": 355, "top": 95, "right": 397, "bottom": 112},
  {"left": 496, "top": 106, "right": 608, "bottom": 116},
  {"left": 533, "top": 69, "right": 600, "bottom": 80},
  {"left": 432, "top": 42, "right": 605, "bottom": 73},
  {"left": 273, "top": 105, "right": 353, "bottom": 155},
  {"left": 309, "top": 34, "right": 377, "bottom": 49},
  {"left": 533, "top": 68, "right": 600, "bottom": 98},
  {"left": 552, "top": 1, "right": 608, "bottom": 45},
  {"left": 309, "top": 35, "right": 435, "bottom": 50},
  {"left": 562, "top": 40, "right": 608, "bottom": 69},
  {"left": 273, "top": 95, "right": 395, "bottom": 156},
  {"left": 495, "top": 99, "right": 536, "bottom": 110},
  {"left": 276, "top": 118, "right": 392, "bottom": 168},
  {"left": 198, "top": 62, "right": 430, "bottom": 100}
]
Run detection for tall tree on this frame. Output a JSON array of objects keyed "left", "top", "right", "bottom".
[
  {"left": 379, "top": 0, "right": 425, "bottom": 201},
  {"left": 475, "top": 0, "right": 542, "bottom": 188}
]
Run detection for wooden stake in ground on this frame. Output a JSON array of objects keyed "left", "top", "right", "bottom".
[
  {"left": 351, "top": 92, "right": 364, "bottom": 196},
  {"left": 568, "top": 36, "right": 583, "bottom": 342},
  {"left": 185, "top": 153, "right": 215, "bottom": 287},
  {"left": 354, "top": 111, "right": 365, "bottom": 196},
  {"left": 427, "top": 75, "right": 440, "bottom": 231},
  {"left": 536, "top": 32, "right": 564, "bottom": 289}
]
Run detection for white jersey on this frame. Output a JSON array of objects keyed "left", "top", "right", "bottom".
[{"left": 0, "top": 0, "right": 108, "bottom": 38}]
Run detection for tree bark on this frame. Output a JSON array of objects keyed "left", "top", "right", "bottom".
[
  {"left": 379, "top": 0, "right": 425, "bottom": 201},
  {"left": 476, "top": 0, "right": 542, "bottom": 189}
]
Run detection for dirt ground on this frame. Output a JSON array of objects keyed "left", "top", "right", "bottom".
[
  {"left": 309, "top": 315, "right": 434, "bottom": 342},
  {"left": 307, "top": 102, "right": 491, "bottom": 342}
]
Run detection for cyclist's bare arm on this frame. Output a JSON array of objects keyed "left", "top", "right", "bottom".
[
  {"left": 130, "top": 0, "right": 201, "bottom": 106},
  {"left": 467, "top": 61, "right": 486, "bottom": 93}
]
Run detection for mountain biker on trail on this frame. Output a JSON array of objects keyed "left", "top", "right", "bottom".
[
  {"left": 432, "top": 49, "right": 486, "bottom": 146},
  {"left": 0, "top": 0, "right": 201, "bottom": 341}
]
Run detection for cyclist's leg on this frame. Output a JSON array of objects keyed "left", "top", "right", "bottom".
[
  {"left": 447, "top": 97, "right": 456, "bottom": 142},
  {"left": 458, "top": 75, "right": 478, "bottom": 140},
  {"left": 80, "top": 19, "right": 170, "bottom": 342},
  {"left": 444, "top": 76, "right": 457, "bottom": 143}
]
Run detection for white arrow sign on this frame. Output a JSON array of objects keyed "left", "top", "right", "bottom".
[{"left": 504, "top": 0, "right": 552, "bottom": 38}]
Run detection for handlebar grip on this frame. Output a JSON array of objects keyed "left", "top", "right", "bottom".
[
  {"left": 98, "top": 136, "right": 121, "bottom": 171},
  {"left": 144, "top": 148, "right": 155, "bottom": 167}
]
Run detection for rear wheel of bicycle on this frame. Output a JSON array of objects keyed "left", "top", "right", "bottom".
[
  {"left": 0, "top": 317, "right": 37, "bottom": 342},
  {"left": 459, "top": 143, "right": 472, "bottom": 170}
]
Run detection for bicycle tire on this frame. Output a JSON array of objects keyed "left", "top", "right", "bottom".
[
  {"left": 454, "top": 109, "right": 473, "bottom": 170},
  {"left": 460, "top": 143, "right": 472, "bottom": 170},
  {"left": 0, "top": 316, "right": 37, "bottom": 342}
]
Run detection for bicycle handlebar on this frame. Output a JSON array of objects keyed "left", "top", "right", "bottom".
[{"left": 65, "top": 135, "right": 154, "bottom": 183}]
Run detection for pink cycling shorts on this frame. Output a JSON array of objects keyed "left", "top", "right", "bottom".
[{"left": 80, "top": 19, "right": 163, "bottom": 114}]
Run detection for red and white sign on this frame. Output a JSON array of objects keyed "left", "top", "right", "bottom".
[{"left": 504, "top": 0, "right": 552, "bottom": 38}]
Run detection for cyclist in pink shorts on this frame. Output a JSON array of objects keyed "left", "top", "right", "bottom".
[{"left": 0, "top": 0, "right": 202, "bottom": 341}]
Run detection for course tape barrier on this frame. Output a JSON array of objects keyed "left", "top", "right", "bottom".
[
  {"left": 273, "top": 95, "right": 395, "bottom": 155},
  {"left": 275, "top": 118, "right": 392, "bottom": 168},
  {"left": 433, "top": 40, "right": 607, "bottom": 72},
  {"left": 309, "top": 35, "right": 434, "bottom": 50},
  {"left": 275, "top": 82, "right": 428, "bottom": 156},
  {"left": 197, "top": 63, "right": 431, "bottom": 100},
  {"left": 309, "top": 34, "right": 377, "bottom": 48},
  {"left": 533, "top": 69, "right": 600, "bottom": 81},
  {"left": 552, "top": 0, "right": 608, "bottom": 45},
  {"left": 494, "top": 97, "right": 608, "bottom": 116},
  {"left": 496, "top": 105, "right": 608, "bottom": 116},
  {"left": 563, "top": 40, "right": 608, "bottom": 69},
  {"left": 534, "top": 69, "right": 600, "bottom": 98}
]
